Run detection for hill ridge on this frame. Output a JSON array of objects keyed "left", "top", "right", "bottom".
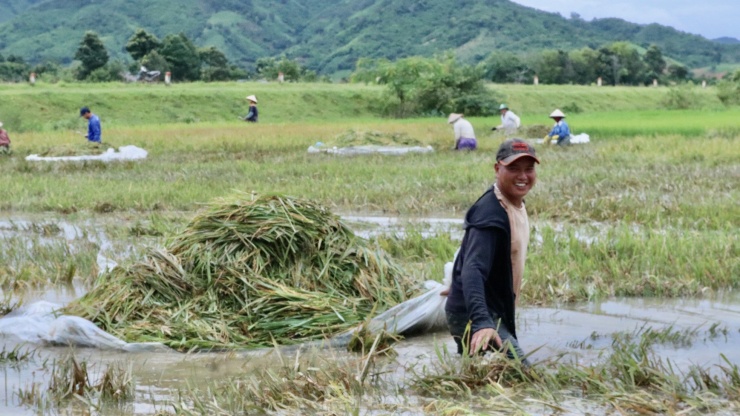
[{"left": 0, "top": 0, "right": 737, "bottom": 73}]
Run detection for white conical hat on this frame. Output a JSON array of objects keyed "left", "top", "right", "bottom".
[
  {"left": 246, "top": 95, "right": 258, "bottom": 103},
  {"left": 447, "top": 113, "right": 463, "bottom": 124},
  {"left": 549, "top": 109, "right": 566, "bottom": 118},
  {"left": 0, "top": 122, "right": 3, "bottom": 128}
]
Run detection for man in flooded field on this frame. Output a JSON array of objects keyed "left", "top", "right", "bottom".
[{"left": 443, "top": 138, "right": 539, "bottom": 363}]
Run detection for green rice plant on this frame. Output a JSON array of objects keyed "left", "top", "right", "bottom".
[
  {"left": 64, "top": 194, "right": 417, "bottom": 350},
  {"left": 524, "top": 224, "right": 739, "bottom": 303},
  {"left": 372, "top": 230, "right": 458, "bottom": 283},
  {"left": 611, "top": 324, "right": 698, "bottom": 349},
  {"left": 0, "top": 235, "right": 100, "bottom": 290}
]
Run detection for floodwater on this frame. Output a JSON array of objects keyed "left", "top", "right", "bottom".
[
  {"left": 1, "top": 215, "right": 738, "bottom": 414},
  {"left": 1, "top": 295, "right": 738, "bottom": 415}
]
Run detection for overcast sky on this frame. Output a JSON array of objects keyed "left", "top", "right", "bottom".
[{"left": 511, "top": 0, "right": 739, "bottom": 40}]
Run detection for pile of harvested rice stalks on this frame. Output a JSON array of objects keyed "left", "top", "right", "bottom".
[
  {"left": 64, "top": 194, "right": 416, "bottom": 350},
  {"left": 334, "top": 129, "right": 423, "bottom": 147}
]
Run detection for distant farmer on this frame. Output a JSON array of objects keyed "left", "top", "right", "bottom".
[
  {"left": 243, "top": 95, "right": 259, "bottom": 123},
  {"left": 0, "top": 122, "right": 10, "bottom": 155},
  {"left": 80, "top": 107, "right": 102, "bottom": 143},
  {"left": 545, "top": 109, "right": 570, "bottom": 146},
  {"left": 448, "top": 113, "right": 477, "bottom": 150},
  {"left": 492, "top": 104, "right": 521, "bottom": 136},
  {"left": 443, "top": 138, "right": 539, "bottom": 364}
]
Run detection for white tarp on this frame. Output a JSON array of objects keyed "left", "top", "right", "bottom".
[
  {"left": 0, "top": 259, "right": 455, "bottom": 351},
  {"left": 0, "top": 301, "right": 169, "bottom": 352},
  {"left": 532, "top": 133, "right": 590, "bottom": 145},
  {"left": 26, "top": 145, "right": 148, "bottom": 162},
  {"left": 308, "top": 144, "right": 434, "bottom": 156}
]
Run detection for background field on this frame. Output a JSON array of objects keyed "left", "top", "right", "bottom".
[
  {"left": 1, "top": 82, "right": 737, "bottom": 299},
  {"left": 1, "top": 82, "right": 739, "bottom": 415}
]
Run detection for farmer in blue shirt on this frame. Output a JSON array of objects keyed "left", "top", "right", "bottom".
[
  {"left": 80, "top": 107, "right": 102, "bottom": 143},
  {"left": 545, "top": 109, "right": 570, "bottom": 146}
]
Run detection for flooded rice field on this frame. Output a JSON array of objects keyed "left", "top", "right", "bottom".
[{"left": 1, "top": 215, "right": 738, "bottom": 415}]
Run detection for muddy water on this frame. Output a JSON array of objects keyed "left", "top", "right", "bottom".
[
  {"left": 1, "top": 295, "right": 738, "bottom": 415},
  {"left": 1, "top": 215, "right": 738, "bottom": 414}
]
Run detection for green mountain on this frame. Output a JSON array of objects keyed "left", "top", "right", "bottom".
[
  {"left": 713, "top": 37, "right": 740, "bottom": 45},
  {"left": 0, "top": 0, "right": 738, "bottom": 73}
]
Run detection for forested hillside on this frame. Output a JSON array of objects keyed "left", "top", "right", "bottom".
[{"left": 0, "top": 0, "right": 738, "bottom": 73}]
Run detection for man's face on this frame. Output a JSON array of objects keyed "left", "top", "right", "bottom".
[
  {"left": 83, "top": 113, "right": 91, "bottom": 120},
  {"left": 495, "top": 157, "right": 537, "bottom": 203},
  {"left": 500, "top": 109, "right": 507, "bottom": 115}
]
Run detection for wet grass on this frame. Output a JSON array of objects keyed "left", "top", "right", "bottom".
[
  {"left": 168, "top": 346, "right": 390, "bottom": 415},
  {"left": 155, "top": 328, "right": 740, "bottom": 415},
  {"left": 409, "top": 330, "right": 740, "bottom": 415},
  {"left": 0, "top": 234, "right": 99, "bottom": 290},
  {"left": 16, "top": 354, "right": 135, "bottom": 414},
  {"left": 525, "top": 224, "right": 739, "bottom": 303}
]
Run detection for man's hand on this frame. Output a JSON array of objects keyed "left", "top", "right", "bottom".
[
  {"left": 439, "top": 287, "right": 450, "bottom": 296},
  {"left": 470, "top": 328, "right": 502, "bottom": 354}
]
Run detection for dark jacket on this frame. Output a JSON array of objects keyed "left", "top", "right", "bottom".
[
  {"left": 245, "top": 105, "right": 258, "bottom": 122},
  {"left": 445, "top": 187, "right": 517, "bottom": 338}
]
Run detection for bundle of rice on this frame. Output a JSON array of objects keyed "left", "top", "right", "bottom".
[
  {"left": 36, "top": 143, "right": 109, "bottom": 157},
  {"left": 64, "top": 195, "right": 416, "bottom": 350},
  {"left": 334, "top": 129, "right": 423, "bottom": 147},
  {"left": 519, "top": 124, "right": 551, "bottom": 139}
]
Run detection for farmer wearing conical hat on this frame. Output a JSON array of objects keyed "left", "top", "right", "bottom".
[
  {"left": 544, "top": 109, "right": 571, "bottom": 146},
  {"left": 448, "top": 113, "right": 477, "bottom": 150},
  {"left": 492, "top": 103, "right": 520, "bottom": 137},
  {"left": 243, "top": 95, "right": 259, "bottom": 123}
]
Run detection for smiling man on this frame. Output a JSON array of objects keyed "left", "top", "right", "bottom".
[{"left": 444, "top": 138, "right": 539, "bottom": 363}]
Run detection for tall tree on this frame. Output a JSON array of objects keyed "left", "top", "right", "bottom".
[
  {"left": 199, "top": 46, "right": 231, "bottom": 81},
  {"left": 644, "top": 45, "right": 667, "bottom": 76},
  {"left": 74, "top": 31, "right": 109, "bottom": 80},
  {"left": 481, "top": 52, "right": 532, "bottom": 84},
  {"left": 126, "top": 29, "right": 161, "bottom": 61},
  {"left": 159, "top": 33, "right": 201, "bottom": 81}
]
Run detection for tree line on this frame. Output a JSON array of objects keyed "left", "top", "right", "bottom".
[
  {"left": 1, "top": 34, "right": 735, "bottom": 96},
  {"left": 0, "top": 29, "right": 323, "bottom": 83},
  {"left": 482, "top": 43, "right": 691, "bottom": 86},
  {"left": 352, "top": 51, "right": 740, "bottom": 118}
]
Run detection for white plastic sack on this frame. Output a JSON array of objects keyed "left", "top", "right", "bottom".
[
  {"left": 26, "top": 145, "right": 148, "bottom": 162},
  {"left": 308, "top": 144, "right": 434, "bottom": 156},
  {"left": 0, "top": 301, "right": 170, "bottom": 352},
  {"left": 332, "top": 254, "right": 458, "bottom": 345}
]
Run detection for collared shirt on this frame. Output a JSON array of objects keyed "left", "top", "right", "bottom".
[
  {"left": 453, "top": 118, "right": 475, "bottom": 141},
  {"left": 549, "top": 120, "right": 570, "bottom": 138},
  {"left": 87, "top": 114, "right": 102, "bottom": 143},
  {"left": 494, "top": 184, "right": 529, "bottom": 302},
  {"left": 500, "top": 111, "right": 521, "bottom": 131}
]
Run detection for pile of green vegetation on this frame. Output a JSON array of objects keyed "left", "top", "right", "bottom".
[
  {"left": 64, "top": 194, "right": 415, "bottom": 350},
  {"left": 333, "top": 130, "right": 423, "bottom": 147},
  {"left": 518, "top": 124, "right": 551, "bottom": 139},
  {"left": 35, "top": 143, "right": 109, "bottom": 157}
]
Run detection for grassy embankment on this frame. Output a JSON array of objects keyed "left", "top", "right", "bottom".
[{"left": 0, "top": 82, "right": 737, "bottom": 303}]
